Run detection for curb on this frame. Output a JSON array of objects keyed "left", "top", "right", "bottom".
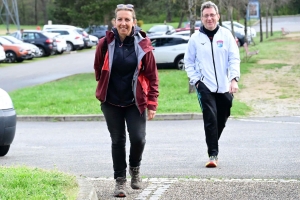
[
  {"left": 77, "top": 177, "right": 98, "bottom": 200},
  {"left": 16, "top": 113, "right": 203, "bottom": 122}
]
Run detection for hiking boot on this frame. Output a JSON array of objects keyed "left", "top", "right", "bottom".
[
  {"left": 114, "top": 177, "right": 127, "bottom": 197},
  {"left": 129, "top": 166, "right": 142, "bottom": 189},
  {"left": 205, "top": 156, "right": 218, "bottom": 168}
]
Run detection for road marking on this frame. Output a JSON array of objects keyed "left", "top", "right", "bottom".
[{"left": 237, "top": 118, "right": 300, "bottom": 125}]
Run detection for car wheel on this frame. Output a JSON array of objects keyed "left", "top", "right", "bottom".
[
  {"left": 5, "top": 51, "right": 17, "bottom": 63},
  {"left": 175, "top": 55, "right": 185, "bottom": 70},
  {"left": 66, "top": 42, "right": 74, "bottom": 51},
  {"left": 38, "top": 47, "right": 46, "bottom": 57},
  {"left": 0, "top": 145, "right": 10, "bottom": 156}
]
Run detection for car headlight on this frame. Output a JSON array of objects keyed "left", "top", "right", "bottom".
[
  {"left": 0, "top": 88, "right": 14, "bottom": 109},
  {"left": 19, "top": 48, "right": 24, "bottom": 53}
]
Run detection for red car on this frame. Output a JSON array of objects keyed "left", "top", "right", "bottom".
[{"left": 0, "top": 37, "right": 31, "bottom": 63}]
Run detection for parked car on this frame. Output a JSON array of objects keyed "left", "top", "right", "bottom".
[
  {"left": 176, "top": 21, "right": 202, "bottom": 32},
  {"left": 11, "top": 30, "right": 57, "bottom": 56},
  {"left": 44, "top": 28, "right": 84, "bottom": 51},
  {"left": 222, "top": 21, "right": 257, "bottom": 38},
  {"left": 173, "top": 30, "right": 196, "bottom": 37},
  {"left": 85, "top": 25, "right": 107, "bottom": 39},
  {"left": 220, "top": 24, "right": 247, "bottom": 47},
  {"left": 89, "top": 34, "right": 99, "bottom": 46},
  {"left": 0, "top": 37, "right": 31, "bottom": 63},
  {"left": 147, "top": 25, "right": 176, "bottom": 37},
  {"left": 0, "top": 35, "right": 41, "bottom": 58},
  {"left": 42, "top": 32, "right": 67, "bottom": 54},
  {"left": 0, "top": 44, "right": 6, "bottom": 62},
  {"left": 0, "top": 88, "right": 17, "bottom": 156},
  {"left": 149, "top": 35, "right": 189, "bottom": 70},
  {"left": 75, "top": 27, "right": 95, "bottom": 49}
]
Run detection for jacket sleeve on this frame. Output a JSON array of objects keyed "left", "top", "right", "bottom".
[
  {"left": 94, "top": 37, "right": 105, "bottom": 81},
  {"left": 184, "top": 35, "right": 201, "bottom": 85},
  {"left": 142, "top": 51, "right": 159, "bottom": 111},
  {"left": 227, "top": 32, "right": 241, "bottom": 81}
]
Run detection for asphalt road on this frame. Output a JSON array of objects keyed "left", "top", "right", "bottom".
[
  {"left": 0, "top": 50, "right": 95, "bottom": 92},
  {"left": 1, "top": 117, "right": 299, "bottom": 179},
  {"left": 252, "top": 15, "right": 300, "bottom": 32}
]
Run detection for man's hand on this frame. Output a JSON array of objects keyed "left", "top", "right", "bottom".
[
  {"left": 147, "top": 110, "right": 156, "bottom": 120},
  {"left": 229, "top": 79, "right": 239, "bottom": 93}
]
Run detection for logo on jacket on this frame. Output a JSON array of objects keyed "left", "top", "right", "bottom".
[{"left": 216, "top": 40, "right": 223, "bottom": 47}]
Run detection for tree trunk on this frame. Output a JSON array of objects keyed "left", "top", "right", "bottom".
[
  {"left": 259, "top": 2, "right": 263, "bottom": 43},
  {"left": 178, "top": 12, "right": 185, "bottom": 28},
  {"left": 266, "top": 7, "right": 269, "bottom": 38},
  {"left": 270, "top": 1, "right": 274, "bottom": 36}
]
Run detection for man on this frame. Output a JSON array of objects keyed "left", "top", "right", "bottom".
[
  {"left": 15, "top": 28, "right": 23, "bottom": 40},
  {"left": 184, "top": 1, "right": 240, "bottom": 168}
]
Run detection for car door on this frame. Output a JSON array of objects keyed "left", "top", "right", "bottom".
[
  {"left": 22, "top": 32, "right": 36, "bottom": 45},
  {"left": 152, "top": 37, "right": 187, "bottom": 64}
]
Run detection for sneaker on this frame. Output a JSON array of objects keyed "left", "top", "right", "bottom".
[
  {"left": 205, "top": 156, "right": 218, "bottom": 168},
  {"left": 129, "top": 166, "right": 142, "bottom": 189},
  {"left": 114, "top": 177, "right": 127, "bottom": 197}
]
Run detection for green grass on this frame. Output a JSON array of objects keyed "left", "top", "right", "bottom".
[
  {"left": 6, "top": 29, "right": 300, "bottom": 118},
  {"left": 9, "top": 70, "right": 250, "bottom": 117},
  {"left": 0, "top": 166, "right": 78, "bottom": 200}
]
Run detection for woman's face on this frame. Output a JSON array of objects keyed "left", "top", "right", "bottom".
[{"left": 115, "top": 10, "right": 136, "bottom": 39}]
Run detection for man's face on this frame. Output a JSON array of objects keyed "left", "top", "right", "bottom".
[{"left": 201, "top": 7, "right": 220, "bottom": 31}]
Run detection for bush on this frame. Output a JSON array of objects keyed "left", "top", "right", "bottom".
[{"left": 137, "top": 20, "right": 144, "bottom": 27}]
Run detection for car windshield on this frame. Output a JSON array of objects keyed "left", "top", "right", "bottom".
[{"left": 148, "top": 25, "right": 167, "bottom": 32}]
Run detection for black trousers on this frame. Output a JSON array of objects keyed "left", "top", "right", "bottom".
[
  {"left": 101, "top": 102, "right": 146, "bottom": 179},
  {"left": 196, "top": 81, "right": 233, "bottom": 157}
]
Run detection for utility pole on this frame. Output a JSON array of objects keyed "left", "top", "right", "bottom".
[{"left": 0, "top": 0, "right": 20, "bottom": 34}]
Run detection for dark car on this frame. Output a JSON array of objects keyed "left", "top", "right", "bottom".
[
  {"left": 74, "top": 28, "right": 92, "bottom": 49},
  {"left": 85, "top": 25, "right": 108, "bottom": 39},
  {"left": 11, "top": 30, "right": 57, "bottom": 56},
  {"left": 0, "top": 88, "right": 16, "bottom": 156},
  {"left": 147, "top": 25, "right": 175, "bottom": 37},
  {"left": 220, "top": 24, "right": 245, "bottom": 47}
]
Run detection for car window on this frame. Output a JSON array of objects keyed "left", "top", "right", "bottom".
[
  {"left": 23, "top": 33, "right": 35, "bottom": 40},
  {"left": 157, "top": 38, "right": 175, "bottom": 47},
  {"left": 51, "top": 30, "right": 68, "bottom": 35},
  {"left": 34, "top": 33, "right": 41, "bottom": 39}
]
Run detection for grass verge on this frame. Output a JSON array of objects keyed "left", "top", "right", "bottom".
[
  {"left": 9, "top": 70, "right": 250, "bottom": 117},
  {"left": 0, "top": 166, "right": 78, "bottom": 200}
]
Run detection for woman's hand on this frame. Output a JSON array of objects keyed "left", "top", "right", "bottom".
[{"left": 147, "top": 110, "right": 156, "bottom": 120}]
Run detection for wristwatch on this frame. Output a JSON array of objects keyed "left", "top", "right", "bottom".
[{"left": 233, "top": 77, "right": 239, "bottom": 82}]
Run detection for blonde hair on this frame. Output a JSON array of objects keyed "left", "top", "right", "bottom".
[{"left": 115, "top": 4, "right": 136, "bottom": 19}]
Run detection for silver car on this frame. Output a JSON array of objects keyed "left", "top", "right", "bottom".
[{"left": 0, "top": 88, "right": 16, "bottom": 156}]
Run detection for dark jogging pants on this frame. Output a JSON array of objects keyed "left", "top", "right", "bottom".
[
  {"left": 196, "top": 81, "right": 233, "bottom": 157},
  {"left": 101, "top": 102, "right": 146, "bottom": 179}
]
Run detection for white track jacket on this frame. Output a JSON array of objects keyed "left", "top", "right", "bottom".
[{"left": 184, "top": 26, "right": 240, "bottom": 93}]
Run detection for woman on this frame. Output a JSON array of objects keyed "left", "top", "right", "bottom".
[{"left": 93, "top": 4, "right": 159, "bottom": 197}]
